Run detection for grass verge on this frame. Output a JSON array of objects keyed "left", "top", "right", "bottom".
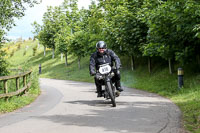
[
  {"left": 121, "top": 67, "right": 200, "bottom": 133},
  {"left": 0, "top": 71, "right": 40, "bottom": 114}
]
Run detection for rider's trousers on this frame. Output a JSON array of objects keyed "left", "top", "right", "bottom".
[{"left": 94, "top": 70, "right": 121, "bottom": 92}]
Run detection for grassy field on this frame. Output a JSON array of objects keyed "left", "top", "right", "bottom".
[{"left": 1, "top": 40, "right": 200, "bottom": 132}]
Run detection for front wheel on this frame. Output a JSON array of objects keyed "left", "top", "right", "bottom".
[{"left": 106, "top": 82, "right": 116, "bottom": 107}]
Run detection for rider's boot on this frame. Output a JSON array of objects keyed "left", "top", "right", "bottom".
[
  {"left": 115, "top": 80, "right": 123, "bottom": 92},
  {"left": 96, "top": 85, "right": 102, "bottom": 97},
  {"left": 97, "top": 92, "right": 102, "bottom": 97},
  {"left": 115, "top": 91, "right": 120, "bottom": 97}
]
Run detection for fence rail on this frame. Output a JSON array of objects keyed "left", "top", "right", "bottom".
[{"left": 0, "top": 70, "right": 32, "bottom": 99}]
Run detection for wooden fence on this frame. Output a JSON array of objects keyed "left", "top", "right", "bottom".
[{"left": 0, "top": 70, "right": 32, "bottom": 100}]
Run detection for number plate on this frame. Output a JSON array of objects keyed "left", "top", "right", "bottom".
[{"left": 99, "top": 65, "right": 111, "bottom": 74}]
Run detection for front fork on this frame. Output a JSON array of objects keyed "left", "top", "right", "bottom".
[{"left": 104, "top": 76, "right": 115, "bottom": 98}]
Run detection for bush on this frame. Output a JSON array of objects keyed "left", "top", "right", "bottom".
[
  {"left": 32, "top": 46, "right": 37, "bottom": 56},
  {"left": 23, "top": 50, "right": 27, "bottom": 56},
  {"left": 17, "top": 43, "right": 21, "bottom": 50},
  {"left": 0, "top": 50, "right": 9, "bottom": 76},
  {"left": 10, "top": 50, "right": 15, "bottom": 57}
]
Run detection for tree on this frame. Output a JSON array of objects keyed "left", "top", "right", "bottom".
[
  {"left": 31, "top": 21, "right": 42, "bottom": 40},
  {"left": 141, "top": 0, "right": 200, "bottom": 73},
  {"left": 99, "top": 0, "right": 148, "bottom": 70},
  {"left": 53, "top": 6, "right": 71, "bottom": 65},
  {"left": 86, "top": 1, "right": 104, "bottom": 54},
  {"left": 0, "top": 0, "right": 39, "bottom": 42},
  {"left": 38, "top": 6, "right": 65, "bottom": 58},
  {"left": 69, "top": 31, "right": 89, "bottom": 69},
  {"left": 55, "top": 25, "right": 71, "bottom": 66},
  {"left": 62, "top": 0, "right": 92, "bottom": 68},
  {"left": 38, "top": 27, "right": 48, "bottom": 56}
]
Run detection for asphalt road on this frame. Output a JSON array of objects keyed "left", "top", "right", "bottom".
[{"left": 0, "top": 78, "right": 184, "bottom": 133}]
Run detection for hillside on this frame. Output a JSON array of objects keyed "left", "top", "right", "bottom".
[{"left": 3, "top": 40, "right": 200, "bottom": 132}]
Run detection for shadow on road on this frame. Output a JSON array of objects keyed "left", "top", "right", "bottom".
[
  {"left": 64, "top": 100, "right": 128, "bottom": 107},
  {"left": 34, "top": 99, "right": 178, "bottom": 133}
]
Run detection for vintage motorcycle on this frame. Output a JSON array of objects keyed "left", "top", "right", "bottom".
[{"left": 96, "top": 63, "right": 118, "bottom": 107}]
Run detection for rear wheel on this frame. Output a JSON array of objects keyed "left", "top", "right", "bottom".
[{"left": 106, "top": 82, "right": 116, "bottom": 107}]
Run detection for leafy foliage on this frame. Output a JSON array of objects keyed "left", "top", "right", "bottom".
[
  {"left": 141, "top": 0, "right": 200, "bottom": 65},
  {"left": 31, "top": 0, "right": 200, "bottom": 72},
  {"left": 0, "top": 0, "right": 39, "bottom": 42},
  {"left": 0, "top": 50, "right": 8, "bottom": 76}
]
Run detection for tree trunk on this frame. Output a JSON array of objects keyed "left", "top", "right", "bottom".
[
  {"left": 65, "top": 53, "right": 68, "bottom": 66},
  {"left": 52, "top": 48, "right": 55, "bottom": 59},
  {"left": 197, "top": 54, "right": 200, "bottom": 67},
  {"left": 78, "top": 57, "right": 81, "bottom": 70},
  {"left": 148, "top": 57, "right": 152, "bottom": 74},
  {"left": 168, "top": 58, "right": 173, "bottom": 74},
  {"left": 38, "top": 43, "right": 40, "bottom": 49},
  {"left": 131, "top": 55, "right": 136, "bottom": 71},
  {"left": 61, "top": 53, "right": 63, "bottom": 61},
  {"left": 44, "top": 46, "right": 46, "bottom": 56}
]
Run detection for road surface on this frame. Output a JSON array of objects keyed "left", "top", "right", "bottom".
[{"left": 0, "top": 78, "right": 184, "bottom": 133}]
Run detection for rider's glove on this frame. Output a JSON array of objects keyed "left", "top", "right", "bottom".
[
  {"left": 95, "top": 73, "right": 102, "bottom": 80},
  {"left": 116, "top": 64, "right": 121, "bottom": 70},
  {"left": 90, "top": 71, "right": 96, "bottom": 76},
  {"left": 116, "top": 69, "right": 120, "bottom": 75}
]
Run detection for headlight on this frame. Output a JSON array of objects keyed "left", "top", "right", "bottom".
[{"left": 111, "top": 72, "right": 115, "bottom": 77}]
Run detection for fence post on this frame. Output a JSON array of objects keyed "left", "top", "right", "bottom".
[
  {"left": 23, "top": 75, "right": 26, "bottom": 87},
  {"left": 3, "top": 80, "right": 8, "bottom": 101},
  {"left": 3, "top": 80, "right": 8, "bottom": 93},
  {"left": 0, "top": 70, "right": 32, "bottom": 100},
  {"left": 16, "top": 77, "right": 19, "bottom": 90}
]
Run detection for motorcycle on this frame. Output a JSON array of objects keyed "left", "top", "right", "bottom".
[{"left": 96, "top": 63, "right": 118, "bottom": 107}]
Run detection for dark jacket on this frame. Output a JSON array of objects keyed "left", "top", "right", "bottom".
[{"left": 89, "top": 49, "right": 121, "bottom": 75}]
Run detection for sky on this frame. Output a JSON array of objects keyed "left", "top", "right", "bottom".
[{"left": 6, "top": 0, "right": 93, "bottom": 40}]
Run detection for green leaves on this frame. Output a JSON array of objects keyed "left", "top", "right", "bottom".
[
  {"left": 31, "top": 21, "right": 42, "bottom": 39},
  {"left": 69, "top": 31, "right": 89, "bottom": 57},
  {"left": 100, "top": 0, "right": 148, "bottom": 56},
  {"left": 141, "top": 0, "right": 200, "bottom": 64},
  {"left": 0, "top": 0, "right": 40, "bottom": 40},
  {"left": 33, "top": 0, "right": 200, "bottom": 68}
]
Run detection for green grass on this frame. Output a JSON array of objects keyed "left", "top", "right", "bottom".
[
  {"left": 121, "top": 67, "right": 200, "bottom": 132},
  {"left": 1, "top": 40, "right": 200, "bottom": 132},
  {"left": 0, "top": 40, "right": 40, "bottom": 114},
  {"left": 0, "top": 71, "right": 40, "bottom": 114}
]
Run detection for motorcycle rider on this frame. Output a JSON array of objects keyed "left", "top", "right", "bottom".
[{"left": 89, "top": 41, "right": 123, "bottom": 97}]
